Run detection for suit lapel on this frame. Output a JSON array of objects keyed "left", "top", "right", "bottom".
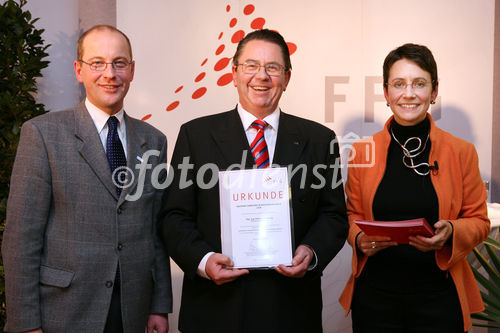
[
  {"left": 273, "top": 112, "right": 307, "bottom": 167},
  {"left": 210, "top": 109, "right": 255, "bottom": 168},
  {"left": 74, "top": 102, "right": 118, "bottom": 200}
]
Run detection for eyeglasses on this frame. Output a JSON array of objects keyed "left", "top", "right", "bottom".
[
  {"left": 387, "top": 79, "right": 432, "bottom": 91},
  {"left": 79, "top": 59, "right": 132, "bottom": 72},
  {"left": 236, "top": 62, "right": 286, "bottom": 76}
]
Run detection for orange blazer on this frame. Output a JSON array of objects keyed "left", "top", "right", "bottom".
[{"left": 339, "top": 114, "right": 490, "bottom": 331}]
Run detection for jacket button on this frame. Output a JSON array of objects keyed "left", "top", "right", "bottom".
[
  {"left": 117, "top": 243, "right": 123, "bottom": 251},
  {"left": 105, "top": 280, "right": 113, "bottom": 288},
  {"left": 117, "top": 208, "right": 122, "bottom": 214}
]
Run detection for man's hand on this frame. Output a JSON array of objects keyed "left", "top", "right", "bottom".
[
  {"left": 206, "top": 253, "right": 249, "bottom": 285},
  {"left": 147, "top": 314, "right": 168, "bottom": 333},
  {"left": 275, "top": 245, "right": 313, "bottom": 278},
  {"left": 409, "top": 220, "right": 453, "bottom": 252}
]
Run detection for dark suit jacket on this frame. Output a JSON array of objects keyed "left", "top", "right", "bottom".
[
  {"left": 3, "top": 102, "right": 172, "bottom": 332},
  {"left": 161, "top": 108, "right": 348, "bottom": 333}
]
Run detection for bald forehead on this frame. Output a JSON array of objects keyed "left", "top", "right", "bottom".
[{"left": 78, "top": 27, "right": 132, "bottom": 60}]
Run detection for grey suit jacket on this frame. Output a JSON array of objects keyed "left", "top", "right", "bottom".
[{"left": 2, "top": 102, "right": 172, "bottom": 332}]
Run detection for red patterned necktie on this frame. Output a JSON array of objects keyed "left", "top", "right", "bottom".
[{"left": 250, "top": 120, "right": 269, "bottom": 168}]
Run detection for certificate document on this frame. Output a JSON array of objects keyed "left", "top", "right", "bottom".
[{"left": 219, "top": 167, "right": 294, "bottom": 269}]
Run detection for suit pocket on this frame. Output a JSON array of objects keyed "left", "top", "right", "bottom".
[{"left": 40, "top": 265, "right": 74, "bottom": 288}]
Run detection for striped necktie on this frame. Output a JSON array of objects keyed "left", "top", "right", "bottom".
[{"left": 250, "top": 120, "right": 269, "bottom": 168}]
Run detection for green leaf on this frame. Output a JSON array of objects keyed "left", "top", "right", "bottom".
[
  {"left": 0, "top": 0, "right": 50, "bottom": 326},
  {"left": 472, "top": 323, "right": 500, "bottom": 328},
  {"left": 472, "top": 312, "right": 500, "bottom": 327},
  {"left": 482, "top": 307, "right": 500, "bottom": 322},
  {"left": 472, "top": 312, "right": 492, "bottom": 322},
  {"left": 484, "top": 237, "right": 500, "bottom": 250},
  {"left": 471, "top": 238, "right": 500, "bottom": 328},
  {"left": 471, "top": 265, "right": 500, "bottom": 302},
  {"left": 485, "top": 243, "right": 500, "bottom": 274},
  {"left": 480, "top": 291, "right": 500, "bottom": 312},
  {"left": 472, "top": 247, "right": 500, "bottom": 288}
]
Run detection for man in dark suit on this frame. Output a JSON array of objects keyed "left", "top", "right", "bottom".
[
  {"left": 161, "top": 29, "right": 348, "bottom": 333},
  {"left": 3, "top": 25, "right": 172, "bottom": 332}
]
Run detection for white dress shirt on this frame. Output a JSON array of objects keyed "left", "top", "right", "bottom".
[
  {"left": 237, "top": 103, "right": 280, "bottom": 165},
  {"left": 197, "top": 105, "right": 281, "bottom": 279},
  {"left": 85, "top": 98, "right": 127, "bottom": 159}
]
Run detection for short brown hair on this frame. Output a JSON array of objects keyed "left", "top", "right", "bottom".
[
  {"left": 77, "top": 25, "right": 133, "bottom": 60},
  {"left": 232, "top": 29, "right": 291, "bottom": 71},
  {"left": 383, "top": 43, "right": 438, "bottom": 91}
]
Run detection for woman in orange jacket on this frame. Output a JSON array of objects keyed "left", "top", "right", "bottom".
[{"left": 339, "top": 43, "right": 490, "bottom": 332}]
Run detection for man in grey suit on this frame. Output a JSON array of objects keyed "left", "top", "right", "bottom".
[{"left": 2, "top": 25, "right": 172, "bottom": 332}]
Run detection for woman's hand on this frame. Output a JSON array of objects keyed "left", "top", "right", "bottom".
[
  {"left": 356, "top": 232, "right": 397, "bottom": 256},
  {"left": 409, "top": 220, "right": 453, "bottom": 252}
]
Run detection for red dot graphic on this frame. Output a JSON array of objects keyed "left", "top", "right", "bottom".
[
  {"left": 244, "top": 4, "right": 255, "bottom": 15},
  {"left": 166, "top": 101, "right": 180, "bottom": 111},
  {"left": 218, "top": 32, "right": 223, "bottom": 40},
  {"left": 251, "top": 17, "right": 265, "bottom": 30},
  {"left": 231, "top": 30, "right": 245, "bottom": 43},
  {"left": 226, "top": 5, "right": 231, "bottom": 12},
  {"left": 141, "top": 114, "right": 152, "bottom": 121},
  {"left": 287, "top": 42, "right": 297, "bottom": 56},
  {"left": 175, "top": 86, "right": 183, "bottom": 93},
  {"left": 201, "top": 58, "right": 208, "bottom": 66},
  {"left": 215, "top": 44, "right": 225, "bottom": 55},
  {"left": 214, "top": 57, "right": 231, "bottom": 71},
  {"left": 230, "top": 18, "right": 237, "bottom": 28},
  {"left": 217, "top": 73, "right": 233, "bottom": 86},
  {"left": 195, "top": 72, "right": 206, "bottom": 82},
  {"left": 192, "top": 87, "right": 207, "bottom": 99}
]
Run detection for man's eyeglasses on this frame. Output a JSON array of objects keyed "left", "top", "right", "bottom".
[
  {"left": 236, "top": 62, "right": 287, "bottom": 76},
  {"left": 387, "top": 79, "right": 433, "bottom": 91},
  {"left": 79, "top": 59, "right": 133, "bottom": 72}
]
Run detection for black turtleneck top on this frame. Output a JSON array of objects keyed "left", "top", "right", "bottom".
[{"left": 358, "top": 117, "right": 452, "bottom": 293}]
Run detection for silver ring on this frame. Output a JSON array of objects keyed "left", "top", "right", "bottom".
[{"left": 371, "top": 241, "right": 376, "bottom": 249}]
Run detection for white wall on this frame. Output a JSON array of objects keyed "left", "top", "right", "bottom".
[
  {"left": 25, "top": 0, "right": 81, "bottom": 111},
  {"left": 118, "top": 0, "right": 493, "bottom": 182}
]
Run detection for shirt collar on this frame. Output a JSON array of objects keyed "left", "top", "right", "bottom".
[
  {"left": 85, "top": 98, "right": 125, "bottom": 134},
  {"left": 237, "top": 103, "right": 280, "bottom": 132}
]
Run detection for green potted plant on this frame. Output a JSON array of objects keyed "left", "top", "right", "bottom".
[
  {"left": 0, "top": 0, "right": 50, "bottom": 327},
  {"left": 471, "top": 237, "right": 500, "bottom": 328}
]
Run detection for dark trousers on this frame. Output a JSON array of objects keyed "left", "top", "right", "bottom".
[
  {"left": 351, "top": 280, "right": 465, "bottom": 333},
  {"left": 104, "top": 275, "right": 123, "bottom": 333}
]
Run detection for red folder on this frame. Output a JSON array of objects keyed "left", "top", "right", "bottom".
[{"left": 354, "top": 218, "right": 434, "bottom": 244}]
